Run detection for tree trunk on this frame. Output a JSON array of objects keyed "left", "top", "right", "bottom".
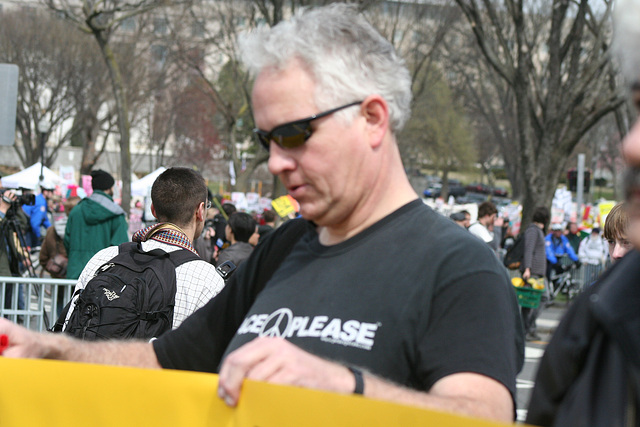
[{"left": 93, "top": 30, "right": 131, "bottom": 215}]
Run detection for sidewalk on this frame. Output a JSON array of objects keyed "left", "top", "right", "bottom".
[{"left": 516, "top": 300, "right": 569, "bottom": 422}]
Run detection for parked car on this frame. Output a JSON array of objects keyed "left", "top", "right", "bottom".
[
  {"left": 424, "top": 183, "right": 466, "bottom": 199},
  {"left": 465, "top": 183, "right": 490, "bottom": 194},
  {"left": 457, "top": 192, "right": 488, "bottom": 204},
  {"left": 492, "top": 187, "right": 509, "bottom": 197}
]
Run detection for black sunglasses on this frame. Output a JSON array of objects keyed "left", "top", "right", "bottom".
[{"left": 253, "top": 101, "right": 363, "bottom": 151}]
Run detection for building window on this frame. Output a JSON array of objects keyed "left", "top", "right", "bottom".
[
  {"left": 151, "top": 44, "right": 168, "bottom": 67},
  {"left": 120, "top": 17, "right": 136, "bottom": 32},
  {"left": 154, "top": 17, "right": 168, "bottom": 35}
]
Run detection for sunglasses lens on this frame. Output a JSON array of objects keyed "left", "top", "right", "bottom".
[
  {"left": 256, "top": 133, "right": 270, "bottom": 151},
  {"left": 272, "top": 123, "right": 310, "bottom": 148}
]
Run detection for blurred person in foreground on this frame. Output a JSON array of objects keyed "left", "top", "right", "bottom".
[
  {"left": 0, "top": 5, "right": 522, "bottom": 423},
  {"left": 527, "top": 1, "right": 640, "bottom": 424}
]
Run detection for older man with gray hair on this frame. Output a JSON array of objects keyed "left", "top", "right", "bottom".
[{"left": 0, "top": 5, "right": 522, "bottom": 423}]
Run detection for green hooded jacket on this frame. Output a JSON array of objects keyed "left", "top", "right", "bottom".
[{"left": 64, "top": 190, "right": 128, "bottom": 279}]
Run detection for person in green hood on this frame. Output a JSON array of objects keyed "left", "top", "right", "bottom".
[{"left": 64, "top": 170, "right": 128, "bottom": 279}]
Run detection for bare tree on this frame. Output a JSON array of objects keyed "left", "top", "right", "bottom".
[
  {"left": 442, "top": 27, "right": 522, "bottom": 198},
  {"left": 43, "top": 0, "right": 170, "bottom": 212},
  {"left": 402, "top": 71, "right": 476, "bottom": 199},
  {"left": 366, "top": 1, "right": 463, "bottom": 176},
  {"left": 454, "top": 0, "right": 625, "bottom": 226},
  {"left": 0, "top": 8, "right": 80, "bottom": 167}
]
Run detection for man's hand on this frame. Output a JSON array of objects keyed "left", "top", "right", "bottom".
[
  {"left": 522, "top": 267, "right": 531, "bottom": 280},
  {"left": 0, "top": 318, "right": 51, "bottom": 358},
  {"left": 217, "top": 337, "right": 513, "bottom": 422},
  {"left": 0, "top": 190, "right": 16, "bottom": 215},
  {"left": 217, "top": 337, "right": 354, "bottom": 407}
]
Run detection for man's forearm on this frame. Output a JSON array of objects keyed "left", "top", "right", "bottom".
[
  {"left": 42, "top": 333, "right": 161, "bottom": 368},
  {"left": 361, "top": 371, "right": 513, "bottom": 423}
]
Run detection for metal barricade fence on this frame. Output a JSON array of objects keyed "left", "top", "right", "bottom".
[{"left": 0, "top": 276, "right": 76, "bottom": 332}]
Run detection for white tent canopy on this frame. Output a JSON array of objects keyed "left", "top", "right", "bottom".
[
  {"left": 131, "top": 167, "right": 166, "bottom": 197},
  {"left": 0, "top": 163, "right": 63, "bottom": 190}
]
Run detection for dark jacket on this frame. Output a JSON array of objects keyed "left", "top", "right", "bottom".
[
  {"left": 216, "top": 241, "right": 253, "bottom": 269},
  {"left": 520, "top": 224, "right": 546, "bottom": 277},
  {"left": 39, "top": 226, "right": 67, "bottom": 278},
  {"left": 526, "top": 250, "right": 640, "bottom": 426},
  {"left": 63, "top": 191, "right": 128, "bottom": 279}
]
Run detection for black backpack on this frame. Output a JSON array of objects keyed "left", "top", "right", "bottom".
[
  {"left": 59, "top": 242, "right": 199, "bottom": 341},
  {"left": 503, "top": 233, "right": 525, "bottom": 270}
]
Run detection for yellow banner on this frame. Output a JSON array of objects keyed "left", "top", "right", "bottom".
[{"left": 0, "top": 358, "right": 513, "bottom": 427}]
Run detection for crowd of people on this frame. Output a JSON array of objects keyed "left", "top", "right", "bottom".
[{"left": 1, "top": 2, "right": 640, "bottom": 425}]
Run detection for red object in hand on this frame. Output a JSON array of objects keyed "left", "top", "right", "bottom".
[{"left": 0, "top": 334, "right": 8, "bottom": 355}]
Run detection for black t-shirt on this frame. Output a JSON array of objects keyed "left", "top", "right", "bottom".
[{"left": 154, "top": 200, "right": 524, "bottom": 398}]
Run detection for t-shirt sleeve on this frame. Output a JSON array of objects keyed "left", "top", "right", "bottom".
[
  {"left": 153, "top": 219, "right": 314, "bottom": 372},
  {"left": 415, "top": 270, "right": 523, "bottom": 401},
  {"left": 153, "top": 273, "right": 248, "bottom": 372}
]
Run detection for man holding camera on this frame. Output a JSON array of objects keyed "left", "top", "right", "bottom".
[
  {"left": 0, "top": 190, "right": 17, "bottom": 278},
  {"left": 0, "top": 189, "right": 31, "bottom": 310}
]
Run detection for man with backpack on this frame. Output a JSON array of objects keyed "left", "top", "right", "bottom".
[{"left": 57, "top": 167, "right": 225, "bottom": 339}]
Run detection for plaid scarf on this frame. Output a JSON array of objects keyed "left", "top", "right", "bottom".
[{"left": 132, "top": 222, "right": 197, "bottom": 255}]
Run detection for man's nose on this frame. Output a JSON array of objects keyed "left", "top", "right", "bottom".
[
  {"left": 622, "top": 118, "right": 640, "bottom": 167},
  {"left": 267, "top": 143, "right": 296, "bottom": 175}
]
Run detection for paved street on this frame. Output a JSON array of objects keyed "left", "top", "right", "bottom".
[{"left": 515, "top": 301, "right": 569, "bottom": 422}]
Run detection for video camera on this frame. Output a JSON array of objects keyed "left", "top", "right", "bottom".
[{"left": 1, "top": 188, "right": 36, "bottom": 207}]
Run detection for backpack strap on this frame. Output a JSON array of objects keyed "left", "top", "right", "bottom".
[
  {"left": 118, "top": 241, "right": 200, "bottom": 268},
  {"left": 165, "top": 247, "right": 202, "bottom": 268}
]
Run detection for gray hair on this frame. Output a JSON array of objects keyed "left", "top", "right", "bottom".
[
  {"left": 238, "top": 3, "right": 412, "bottom": 134},
  {"left": 613, "top": 0, "right": 640, "bottom": 84}
]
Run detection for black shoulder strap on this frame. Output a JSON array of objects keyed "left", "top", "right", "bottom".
[
  {"left": 166, "top": 248, "right": 202, "bottom": 268},
  {"left": 118, "top": 241, "right": 200, "bottom": 268}
]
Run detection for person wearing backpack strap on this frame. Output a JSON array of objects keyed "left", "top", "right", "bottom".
[{"left": 56, "top": 167, "right": 225, "bottom": 337}]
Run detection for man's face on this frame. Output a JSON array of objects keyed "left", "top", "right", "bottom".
[
  {"left": 569, "top": 223, "right": 578, "bottom": 234},
  {"left": 463, "top": 214, "right": 471, "bottom": 228},
  {"left": 484, "top": 213, "right": 496, "bottom": 230},
  {"left": 623, "top": 85, "right": 640, "bottom": 249},
  {"left": 252, "top": 60, "right": 368, "bottom": 228},
  {"left": 552, "top": 229, "right": 563, "bottom": 238}
]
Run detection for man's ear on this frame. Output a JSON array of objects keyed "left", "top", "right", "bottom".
[
  {"left": 150, "top": 204, "right": 158, "bottom": 220},
  {"left": 195, "top": 202, "right": 205, "bottom": 222},
  {"left": 361, "top": 95, "right": 389, "bottom": 149}
]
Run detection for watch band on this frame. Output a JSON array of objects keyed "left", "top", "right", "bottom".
[{"left": 348, "top": 366, "right": 365, "bottom": 395}]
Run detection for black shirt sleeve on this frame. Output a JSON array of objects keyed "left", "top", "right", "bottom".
[{"left": 153, "top": 218, "right": 315, "bottom": 372}]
